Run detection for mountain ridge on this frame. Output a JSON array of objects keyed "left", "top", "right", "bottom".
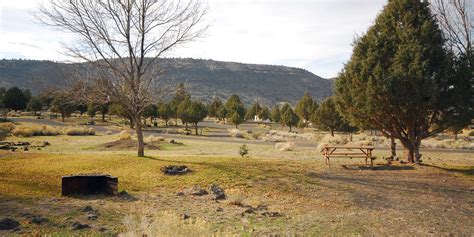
[{"left": 0, "top": 58, "right": 333, "bottom": 105}]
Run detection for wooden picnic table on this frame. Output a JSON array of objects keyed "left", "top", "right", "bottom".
[{"left": 322, "top": 145, "right": 375, "bottom": 167}]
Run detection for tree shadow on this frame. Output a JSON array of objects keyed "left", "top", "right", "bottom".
[
  {"left": 341, "top": 164, "right": 415, "bottom": 171},
  {"left": 420, "top": 164, "right": 474, "bottom": 176}
]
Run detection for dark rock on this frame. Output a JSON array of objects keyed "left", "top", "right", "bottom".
[
  {"left": 182, "top": 214, "right": 190, "bottom": 220},
  {"left": 256, "top": 204, "right": 268, "bottom": 211},
  {"left": 98, "top": 227, "right": 107, "bottom": 232},
  {"left": 0, "top": 217, "right": 20, "bottom": 230},
  {"left": 161, "top": 165, "right": 189, "bottom": 175},
  {"left": 30, "top": 216, "right": 48, "bottom": 225},
  {"left": 176, "top": 192, "right": 185, "bottom": 196},
  {"left": 208, "top": 184, "right": 226, "bottom": 200},
  {"left": 71, "top": 222, "right": 90, "bottom": 230},
  {"left": 184, "top": 185, "right": 208, "bottom": 196},
  {"left": 216, "top": 207, "right": 224, "bottom": 212},
  {"left": 82, "top": 206, "right": 93, "bottom": 212}
]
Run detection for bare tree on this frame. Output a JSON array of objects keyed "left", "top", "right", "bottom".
[
  {"left": 431, "top": 0, "right": 472, "bottom": 58},
  {"left": 39, "top": 0, "right": 208, "bottom": 157}
]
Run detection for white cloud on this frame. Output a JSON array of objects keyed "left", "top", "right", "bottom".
[{"left": 0, "top": 0, "right": 386, "bottom": 78}]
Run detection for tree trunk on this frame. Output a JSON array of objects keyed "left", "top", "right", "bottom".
[
  {"left": 185, "top": 122, "right": 188, "bottom": 130},
  {"left": 349, "top": 133, "right": 353, "bottom": 141},
  {"left": 129, "top": 117, "right": 134, "bottom": 129},
  {"left": 405, "top": 148, "right": 414, "bottom": 163},
  {"left": 390, "top": 137, "right": 396, "bottom": 158},
  {"left": 165, "top": 120, "right": 168, "bottom": 127},
  {"left": 289, "top": 125, "right": 292, "bottom": 132},
  {"left": 235, "top": 124, "right": 238, "bottom": 129},
  {"left": 454, "top": 132, "right": 458, "bottom": 140},
  {"left": 195, "top": 123, "right": 198, "bottom": 135},
  {"left": 136, "top": 119, "right": 145, "bottom": 157},
  {"left": 414, "top": 143, "right": 421, "bottom": 163},
  {"left": 61, "top": 113, "right": 65, "bottom": 122},
  {"left": 102, "top": 113, "right": 106, "bottom": 122},
  {"left": 330, "top": 129, "right": 334, "bottom": 137}
]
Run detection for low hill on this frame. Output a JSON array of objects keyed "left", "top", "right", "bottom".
[{"left": 0, "top": 58, "right": 332, "bottom": 105}]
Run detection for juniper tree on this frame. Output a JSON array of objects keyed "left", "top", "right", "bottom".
[
  {"left": 335, "top": 0, "right": 471, "bottom": 163},
  {"left": 225, "top": 94, "right": 246, "bottom": 128},
  {"left": 311, "top": 97, "right": 348, "bottom": 137},
  {"left": 158, "top": 102, "right": 173, "bottom": 127},
  {"left": 187, "top": 101, "right": 208, "bottom": 135},
  {"left": 295, "top": 92, "right": 317, "bottom": 127},
  {"left": 270, "top": 105, "right": 281, "bottom": 123},
  {"left": 280, "top": 103, "right": 299, "bottom": 132}
]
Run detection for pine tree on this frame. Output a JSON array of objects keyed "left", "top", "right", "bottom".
[{"left": 335, "top": 0, "right": 471, "bottom": 163}]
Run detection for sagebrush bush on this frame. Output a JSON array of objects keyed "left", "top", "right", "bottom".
[
  {"left": 63, "top": 127, "right": 95, "bottom": 136},
  {"left": 0, "top": 122, "right": 15, "bottom": 140},
  {"left": 119, "top": 131, "right": 132, "bottom": 140},
  {"left": 229, "top": 129, "right": 246, "bottom": 138},
  {"left": 121, "top": 211, "right": 214, "bottom": 237},
  {"left": 275, "top": 142, "right": 296, "bottom": 151},
  {"left": 144, "top": 135, "right": 164, "bottom": 143}
]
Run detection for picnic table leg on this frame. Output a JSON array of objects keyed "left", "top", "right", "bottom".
[{"left": 369, "top": 149, "right": 373, "bottom": 167}]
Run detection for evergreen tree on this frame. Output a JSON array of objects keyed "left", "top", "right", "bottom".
[
  {"left": 171, "top": 83, "right": 190, "bottom": 125},
  {"left": 216, "top": 106, "right": 227, "bottom": 122},
  {"left": 158, "top": 102, "right": 173, "bottom": 127},
  {"left": 187, "top": 101, "right": 208, "bottom": 135},
  {"left": 311, "top": 97, "right": 348, "bottom": 137},
  {"left": 245, "top": 102, "right": 261, "bottom": 121},
  {"left": 3, "top": 87, "right": 28, "bottom": 111},
  {"left": 50, "top": 95, "right": 76, "bottom": 122},
  {"left": 225, "top": 94, "right": 246, "bottom": 128},
  {"left": 295, "top": 92, "right": 317, "bottom": 127},
  {"left": 270, "top": 105, "right": 281, "bottom": 123},
  {"left": 178, "top": 97, "right": 192, "bottom": 129},
  {"left": 76, "top": 103, "right": 88, "bottom": 115},
  {"left": 280, "top": 103, "right": 299, "bottom": 132},
  {"left": 208, "top": 97, "right": 223, "bottom": 118},
  {"left": 143, "top": 104, "right": 158, "bottom": 125},
  {"left": 87, "top": 103, "right": 98, "bottom": 118},
  {"left": 27, "top": 98, "right": 43, "bottom": 116},
  {"left": 335, "top": 0, "right": 471, "bottom": 163},
  {"left": 258, "top": 106, "right": 271, "bottom": 121}
]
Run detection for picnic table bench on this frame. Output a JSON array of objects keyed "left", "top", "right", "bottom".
[{"left": 322, "top": 145, "right": 375, "bottom": 167}]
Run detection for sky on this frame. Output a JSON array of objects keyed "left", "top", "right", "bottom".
[{"left": 0, "top": 0, "right": 387, "bottom": 78}]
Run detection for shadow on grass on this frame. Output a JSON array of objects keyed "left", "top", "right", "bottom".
[
  {"left": 421, "top": 164, "right": 474, "bottom": 176},
  {"left": 341, "top": 164, "right": 415, "bottom": 171}
]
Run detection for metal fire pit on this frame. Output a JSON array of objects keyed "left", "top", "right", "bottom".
[{"left": 61, "top": 174, "right": 118, "bottom": 196}]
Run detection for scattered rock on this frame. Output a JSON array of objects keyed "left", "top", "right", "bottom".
[
  {"left": 87, "top": 213, "right": 99, "bottom": 221},
  {"left": 82, "top": 206, "right": 93, "bottom": 212},
  {"left": 0, "top": 217, "right": 20, "bottom": 230},
  {"left": 71, "top": 222, "right": 90, "bottom": 230},
  {"left": 184, "top": 185, "right": 208, "bottom": 196},
  {"left": 208, "top": 184, "right": 226, "bottom": 200},
  {"left": 169, "top": 140, "right": 183, "bottom": 145},
  {"left": 182, "top": 214, "right": 190, "bottom": 220},
  {"left": 216, "top": 207, "right": 224, "bottom": 212},
  {"left": 98, "top": 227, "right": 107, "bottom": 232},
  {"left": 262, "top": 211, "right": 282, "bottom": 217},
  {"left": 176, "top": 192, "right": 185, "bottom": 196},
  {"left": 161, "top": 165, "right": 189, "bottom": 175}
]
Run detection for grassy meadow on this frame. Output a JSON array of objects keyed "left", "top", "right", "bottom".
[{"left": 0, "top": 117, "right": 473, "bottom": 235}]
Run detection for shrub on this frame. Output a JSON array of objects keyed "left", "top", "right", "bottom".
[
  {"left": 226, "top": 193, "right": 245, "bottom": 206},
  {"left": 251, "top": 130, "right": 265, "bottom": 140},
  {"left": 0, "top": 122, "right": 15, "bottom": 140},
  {"left": 275, "top": 142, "right": 296, "bottom": 151},
  {"left": 12, "top": 127, "right": 35, "bottom": 137},
  {"left": 145, "top": 135, "right": 165, "bottom": 143},
  {"left": 122, "top": 211, "right": 213, "bottom": 237},
  {"left": 229, "top": 129, "right": 246, "bottom": 138},
  {"left": 239, "top": 144, "right": 249, "bottom": 157},
  {"left": 119, "top": 131, "right": 132, "bottom": 140},
  {"left": 63, "top": 127, "right": 96, "bottom": 136}
]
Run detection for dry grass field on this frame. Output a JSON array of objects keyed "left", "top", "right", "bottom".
[{"left": 0, "top": 118, "right": 473, "bottom": 236}]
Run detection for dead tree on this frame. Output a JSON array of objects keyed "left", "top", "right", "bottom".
[{"left": 39, "top": 0, "right": 208, "bottom": 157}]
